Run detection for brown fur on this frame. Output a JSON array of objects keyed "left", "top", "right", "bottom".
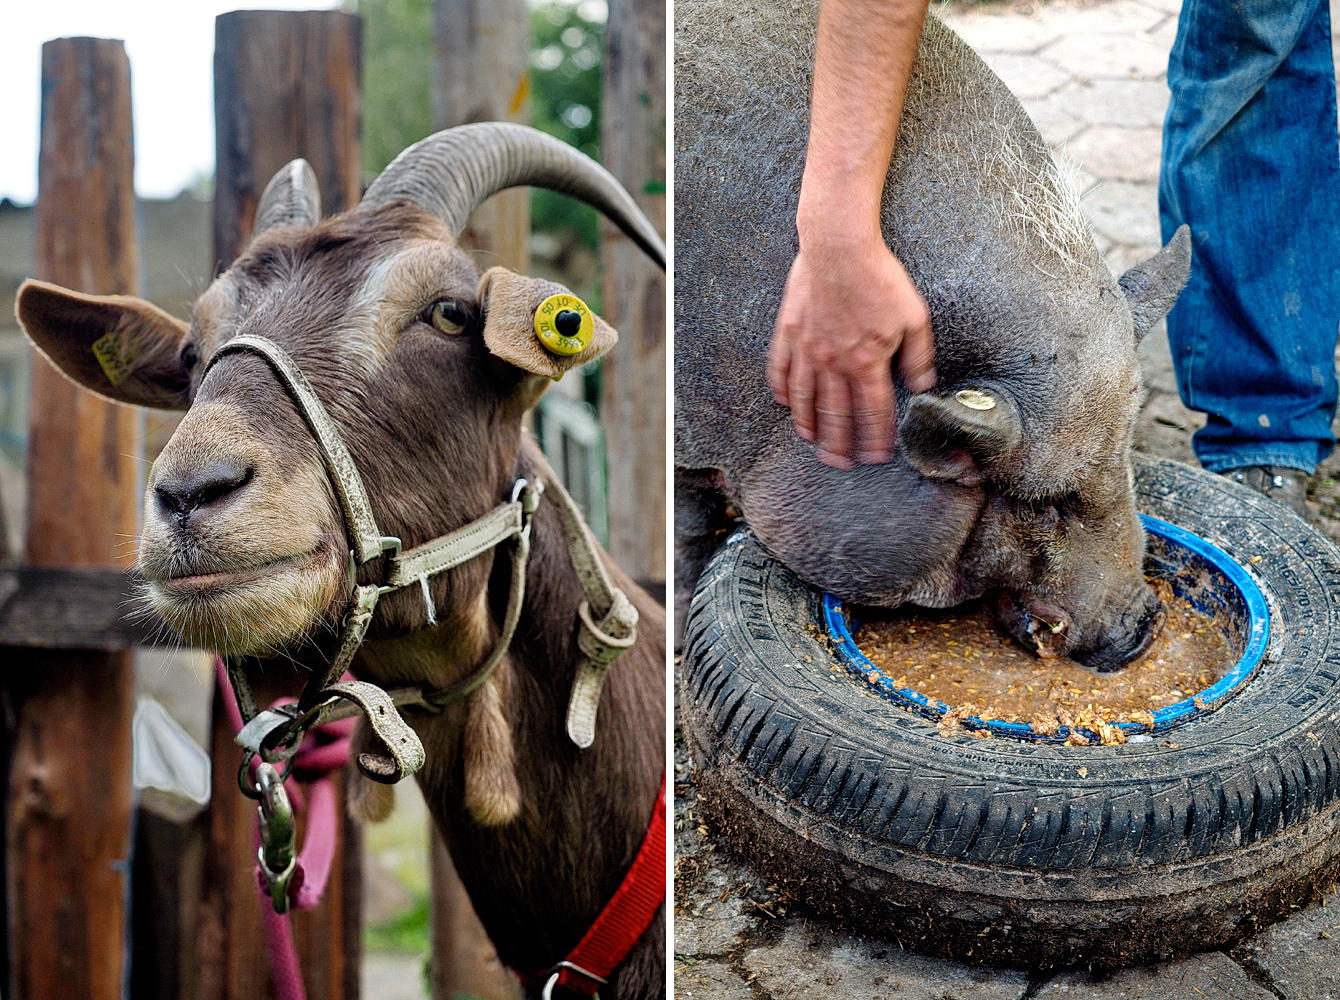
[
  {"left": 15, "top": 200, "right": 667, "bottom": 999},
  {"left": 463, "top": 663, "right": 521, "bottom": 825}
]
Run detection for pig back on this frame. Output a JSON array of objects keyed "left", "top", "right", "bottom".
[{"left": 674, "top": 0, "right": 1111, "bottom": 474}]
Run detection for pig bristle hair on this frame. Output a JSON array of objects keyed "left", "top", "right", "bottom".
[
  {"left": 917, "top": 15, "right": 1094, "bottom": 272},
  {"left": 994, "top": 138, "right": 1092, "bottom": 270}
]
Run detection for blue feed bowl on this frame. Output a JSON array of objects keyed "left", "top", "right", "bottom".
[{"left": 825, "top": 515, "right": 1271, "bottom": 743}]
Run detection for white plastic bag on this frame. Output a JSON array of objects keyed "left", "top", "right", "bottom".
[{"left": 133, "top": 695, "right": 211, "bottom": 820}]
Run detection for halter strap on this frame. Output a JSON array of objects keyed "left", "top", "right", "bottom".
[
  {"left": 207, "top": 335, "right": 391, "bottom": 565},
  {"left": 538, "top": 468, "right": 639, "bottom": 748},
  {"left": 204, "top": 334, "right": 638, "bottom": 801}
]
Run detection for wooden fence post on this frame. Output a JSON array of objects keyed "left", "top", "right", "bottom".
[
  {"left": 428, "top": 5, "right": 531, "bottom": 998},
  {"left": 433, "top": 0, "right": 532, "bottom": 274},
  {"left": 213, "top": 10, "right": 363, "bottom": 271},
  {"left": 6, "top": 37, "right": 141, "bottom": 1000},
  {"left": 600, "top": 0, "right": 666, "bottom": 595},
  {"left": 200, "top": 12, "right": 363, "bottom": 1000}
]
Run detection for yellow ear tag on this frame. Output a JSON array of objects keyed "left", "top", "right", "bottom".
[
  {"left": 534, "top": 293, "right": 594, "bottom": 357},
  {"left": 91, "top": 332, "right": 138, "bottom": 386}
]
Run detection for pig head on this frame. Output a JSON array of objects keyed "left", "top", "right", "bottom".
[{"left": 673, "top": 1, "right": 1192, "bottom": 669}]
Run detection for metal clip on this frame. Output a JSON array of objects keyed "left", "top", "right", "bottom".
[
  {"left": 233, "top": 706, "right": 307, "bottom": 802},
  {"left": 513, "top": 477, "right": 543, "bottom": 543},
  {"left": 541, "top": 961, "right": 606, "bottom": 999},
  {"left": 255, "top": 762, "right": 297, "bottom": 914}
]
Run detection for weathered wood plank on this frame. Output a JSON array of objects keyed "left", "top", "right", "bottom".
[
  {"left": 0, "top": 568, "right": 149, "bottom": 650},
  {"left": 213, "top": 10, "right": 363, "bottom": 271},
  {"left": 6, "top": 36, "right": 140, "bottom": 1000},
  {"left": 433, "top": 0, "right": 531, "bottom": 274},
  {"left": 600, "top": 0, "right": 667, "bottom": 588}
]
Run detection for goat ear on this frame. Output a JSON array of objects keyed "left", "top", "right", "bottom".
[
  {"left": 16, "top": 279, "right": 192, "bottom": 410},
  {"left": 477, "top": 267, "right": 617, "bottom": 381},
  {"left": 900, "top": 388, "right": 1023, "bottom": 486},
  {"left": 1119, "top": 224, "right": 1192, "bottom": 342}
]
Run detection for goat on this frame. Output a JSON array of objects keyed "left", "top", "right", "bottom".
[{"left": 17, "top": 123, "right": 667, "bottom": 999}]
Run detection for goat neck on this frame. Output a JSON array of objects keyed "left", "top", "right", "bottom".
[{"left": 355, "top": 436, "right": 667, "bottom": 997}]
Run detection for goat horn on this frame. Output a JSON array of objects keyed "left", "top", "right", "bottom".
[
  {"left": 253, "top": 159, "right": 322, "bottom": 236},
  {"left": 360, "top": 123, "right": 665, "bottom": 270}
]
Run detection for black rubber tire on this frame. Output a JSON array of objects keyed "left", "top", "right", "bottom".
[{"left": 680, "top": 454, "right": 1340, "bottom": 969}]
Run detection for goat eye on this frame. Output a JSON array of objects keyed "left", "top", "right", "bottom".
[
  {"left": 180, "top": 343, "right": 199, "bottom": 371},
  {"left": 429, "top": 299, "right": 469, "bottom": 335}
]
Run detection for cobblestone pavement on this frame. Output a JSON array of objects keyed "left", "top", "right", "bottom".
[{"left": 674, "top": 1, "right": 1340, "bottom": 997}]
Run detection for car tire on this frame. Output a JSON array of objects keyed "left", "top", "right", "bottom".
[{"left": 680, "top": 454, "right": 1340, "bottom": 968}]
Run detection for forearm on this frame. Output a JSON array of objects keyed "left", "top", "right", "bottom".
[{"left": 798, "top": 0, "right": 931, "bottom": 246}]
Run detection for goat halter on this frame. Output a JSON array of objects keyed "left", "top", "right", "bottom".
[{"left": 201, "top": 333, "right": 638, "bottom": 801}]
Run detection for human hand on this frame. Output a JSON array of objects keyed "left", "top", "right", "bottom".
[{"left": 768, "top": 233, "right": 936, "bottom": 469}]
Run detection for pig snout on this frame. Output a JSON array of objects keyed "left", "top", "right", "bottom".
[
  {"left": 1073, "top": 588, "right": 1166, "bottom": 672},
  {"left": 995, "top": 586, "right": 1165, "bottom": 672}
]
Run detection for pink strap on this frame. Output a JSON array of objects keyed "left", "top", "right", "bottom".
[
  {"left": 215, "top": 657, "right": 353, "bottom": 1000},
  {"left": 260, "top": 903, "right": 308, "bottom": 1000}
]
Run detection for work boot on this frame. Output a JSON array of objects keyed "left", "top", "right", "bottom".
[{"left": 1220, "top": 465, "right": 1310, "bottom": 518}]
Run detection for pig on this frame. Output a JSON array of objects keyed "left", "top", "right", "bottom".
[{"left": 674, "top": 0, "right": 1192, "bottom": 670}]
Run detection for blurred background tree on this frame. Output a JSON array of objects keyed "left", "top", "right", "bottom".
[
  {"left": 345, "top": 0, "right": 606, "bottom": 251},
  {"left": 527, "top": 1, "right": 604, "bottom": 249},
  {"left": 350, "top": 0, "right": 434, "bottom": 181}
]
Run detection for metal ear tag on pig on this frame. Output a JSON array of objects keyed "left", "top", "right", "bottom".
[
  {"left": 534, "top": 293, "right": 594, "bottom": 356},
  {"left": 955, "top": 389, "right": 996, "bottom": 411}
]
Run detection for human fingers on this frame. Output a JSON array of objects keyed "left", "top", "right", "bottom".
[
  {"left": 851, "top": 367, "right": 894, "bottom": 463},
  {"left": 897, "top": 301, "right": 937, "bottom": 393},
  {"left": 768, "top": 320, "right": 794, "bottom": 406},
  {"left": 788, "top": 351, "right": 818, "bottom": 443},
  {"left": 815, "top": 369, "right": 853, "bottom": 470}
]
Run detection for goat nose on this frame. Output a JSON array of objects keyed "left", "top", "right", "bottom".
[{"left": 155, "top": 460, "right": 254, "bottom": 519}]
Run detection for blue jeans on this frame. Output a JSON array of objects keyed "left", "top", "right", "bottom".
[{"left": 1159, "top": 0, "right": 1340, "bottom": 474}]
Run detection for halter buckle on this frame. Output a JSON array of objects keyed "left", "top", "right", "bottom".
[{"left": 349, "top": 535, "right": 404, "bottom": 597}]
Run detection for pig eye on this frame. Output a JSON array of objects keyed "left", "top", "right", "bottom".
[{"left": 428, "top": 299, "right": 470, "bottom": 335}]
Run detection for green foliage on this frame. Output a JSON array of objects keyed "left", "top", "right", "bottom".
[
  {"left": 345, "top": 0, "right": 606, "bottom": 247},
  {"left": 346, "top": 0, "right": 435, "bottom": 181},
  {"left": 364, "top": 894, "right": 430, "bottom": 953},
  {"left": 530, "top": 1, "right": 606, "bottom": 247}
]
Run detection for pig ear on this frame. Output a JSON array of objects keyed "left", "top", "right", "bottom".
[
  {"left": 477, "top": 267, "right": 617, "bottom": 380},
  {"left": 16, "top": 280, "right": 193, "bottom": 410},
  {"left": 1118, "top": 224, "right": 1192, "bottom": 341},
  {"left": 900, "top": 388, "right": 1023, "bottom": 486}
]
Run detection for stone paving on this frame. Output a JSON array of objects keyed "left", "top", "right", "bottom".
[{"left": 674, "top": 1, "right": 1340, "bottom": 997}]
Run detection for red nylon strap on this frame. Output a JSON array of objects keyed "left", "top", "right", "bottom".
[{"left": 549, "top": 771, "right": 667, "bottom": 996}]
